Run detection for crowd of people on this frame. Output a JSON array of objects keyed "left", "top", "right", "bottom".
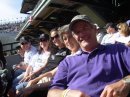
[
  {"left": 0, "top": 14, "right": 130, "bottom": 97},
  {"left": 0, "top": 21, "right": 23, "bottom": 34}
]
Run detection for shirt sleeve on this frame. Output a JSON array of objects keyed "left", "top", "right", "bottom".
[{"left": 50, "top": 58, "right": 68, "bottom": 89}]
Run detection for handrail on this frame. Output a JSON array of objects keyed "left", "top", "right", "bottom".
[{"left": 2, "top": 42, "right": 19, "bottom": 56}]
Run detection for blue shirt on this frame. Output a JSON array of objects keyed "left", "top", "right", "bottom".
[{"left": 50, "top": 44, "right": 130, "bottom": 97}]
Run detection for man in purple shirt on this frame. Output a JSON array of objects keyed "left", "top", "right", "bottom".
[{"left": 47, "top": 15, "right": 130, "bottom": 97}]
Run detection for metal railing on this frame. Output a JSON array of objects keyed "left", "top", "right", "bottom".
[{"left": 2, "top": 42, "right": 19, "bottom": 56}]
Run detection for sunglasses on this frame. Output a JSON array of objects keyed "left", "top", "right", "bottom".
[
  {"left": 21, "top": 42, "right": 28, "bottom": 45},
  {"left": 51, "top": 34, "right": 59, "bottom": 40},
  {"left": 39, "top": 38, "right": 48, "bottom": 42}
]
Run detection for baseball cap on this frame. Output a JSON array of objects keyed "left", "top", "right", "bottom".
[
  {"left": 69, "top": 15, "right": 93, "bottom": 31},
  {"left": 20, "top": 36, "right": 30, "bottom": 44},
  {"left": 104, "top": 22, "right": 117, "bottom": 29},
  {"left": 39, "top": 33, "right": 49, "bottom": 41}
]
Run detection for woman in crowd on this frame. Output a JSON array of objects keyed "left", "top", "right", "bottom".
[
  {"left": 115, "top": 22, "right": 130, "bottom": 46},
  {"left": 101, "top": 22, "right": 117, "bottom": 45}
]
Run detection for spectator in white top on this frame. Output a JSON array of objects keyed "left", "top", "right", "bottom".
[
  {"left": 115, "top": 22, "right": 130, "bottom": 46},
  {"left": 8, "top": 36, "right": 37, "bottom": 97},
  {"left": 20, "top": 36, "right": 37, "bottom": 67},
  {"left": 101, "top": 22, "right": 117, "bottom": 45},
  {"left": 13, "top": 36, "right": 37, "bottom": 77}
]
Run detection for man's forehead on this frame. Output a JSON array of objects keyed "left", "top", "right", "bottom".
[
  {"left": 76, "top": 20, "right": 91, "bottom": 25},
  {"left": 72, "top": 21, "right": 92, "bottom": 29}
]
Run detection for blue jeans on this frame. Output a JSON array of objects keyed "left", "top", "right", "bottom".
[
  {"left": 13, "top": 69, "right": 25, "bottom": 78},
  {"left": 16, "top": 82, "right": 28, "bottom": 91},
  {"left": 12, "top": 72, "right": 24, "bottom": 90}
]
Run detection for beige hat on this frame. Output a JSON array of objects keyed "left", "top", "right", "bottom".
[{"left": 69, "top": 15, "right": 93, "bottom": 31}]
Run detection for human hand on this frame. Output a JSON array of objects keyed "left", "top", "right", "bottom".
[
  {"left": 100, "top": 80, "right": 130, "bottom": 97},
  {"left": 24, "top": 76, "right": 32, "bottom": 82},
  {"left": 26, "top": 80, "right": 36, "bottom": 87},
  {"left": 19, "top": 78, "right": 25, "bottom": 83},
  {"left": 20, "top": 76, "right": 30, "bottom": 83}
]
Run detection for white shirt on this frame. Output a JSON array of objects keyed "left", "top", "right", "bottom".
[
  {"left": 24, "top": 46, "right": 37, "bottom": 65},
  {"left": 29, "top": 51, "right": 50, "bottom": 72},
  {"left": 114, "top": 32, "right": 130, "bottom": 44},
  {"left": 101, "top": 33, "right": 117, "bottom": 45}
]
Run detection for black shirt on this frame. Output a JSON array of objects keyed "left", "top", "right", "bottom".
[{"left": 42, "top": 47, "right": 70, "bottom": 73}]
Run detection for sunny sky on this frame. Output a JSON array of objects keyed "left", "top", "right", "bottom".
[{"left": 0, "top": 0, "right": 28, "bottom": 23}]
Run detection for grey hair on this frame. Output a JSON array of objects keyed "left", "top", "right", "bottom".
[{"left": 58, "top": 24, "right": 71, "bottom": 41}]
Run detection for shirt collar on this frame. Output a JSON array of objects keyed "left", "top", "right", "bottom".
[{"left": 76, "top": 44, "right": 105, "bottom": 55}]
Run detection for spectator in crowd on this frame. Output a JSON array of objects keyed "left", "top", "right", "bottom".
[
  {"left": 0, "top": 21, "right": 23, "bottom": 34},
  {"left": 13, "top": 36, "right": 37, "bottom": 76},
  {"left": 48, "top": 15, "right": 130, "bottom": 97},
  {"left": 114, "top": 22, "right": 130, "bottom": 46},
  {"left": 19, "top": 36, "right": 37, "bottom": 70},
  {"left": 59, "top": 24, "right": 80, "bottom": 55},
  {"left": 8, "top": 36, "right": 37, "bottom": 97},
  {"left": 101, "top": 22, "right": 117, "bottom": 45}
]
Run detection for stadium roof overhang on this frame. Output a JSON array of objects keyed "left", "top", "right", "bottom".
[
  {"left": 20, "top": 0, "right": 39, "bottom": 14},
  {"left": 16, "top": 0, "right": 130, "bottom": 40}
]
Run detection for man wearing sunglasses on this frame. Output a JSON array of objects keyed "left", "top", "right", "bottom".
[{"left": 13, "top": 36, "right": 37, "bottom": 75}]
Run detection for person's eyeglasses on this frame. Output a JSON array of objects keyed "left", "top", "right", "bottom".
[
  {"left": 21, "top": 42, "right": 28, "bottom": 45},
  {"left": 39, "top": 38, "right": 47, "bottom": 42},
  {"left": 51, "top": 34, "right": 59, "bottom": 40}
]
